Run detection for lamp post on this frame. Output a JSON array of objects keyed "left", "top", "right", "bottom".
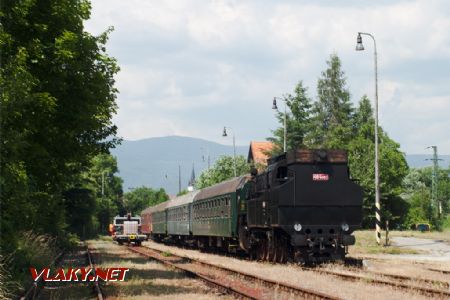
[
  {"left": 222, "top": 126, "right": 237, "bottom": 177},
  {"left": 272, "top": 97, "right": 287, "bottom": 152},
  {"left": 356, "top": 32, "right": 381, "bottom": 245}
]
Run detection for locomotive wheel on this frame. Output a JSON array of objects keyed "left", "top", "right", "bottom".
[
  {"left": 272, "top": 237, "right": 279, "bottom": 263},
  {"left": 272, "top": 235, "right": 285, "bottom": 263},
  {"left": 278, "top": 239, "right": 288, "bottom": 263},
  {"left": 266, "top": 238, "right": 275, "bottom": 262},
  {"left": 249, "top": 248, "right": 256, "bottom": 260},
  {"left": 273, "top": 244, "right": 282, "bottom": 263},
  {"left": 259, "top": 240, "right": 267, "bottom": 261}
]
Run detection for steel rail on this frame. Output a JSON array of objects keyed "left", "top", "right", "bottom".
[
  {"left": 362, "top": 269, "right": 449, "bottom": 289},
  {"left": 86, "top": 245, "right": 104, "bottom": 300},
  {"left": 309, "top": 268, "right": 450, "bottom": 298},
  {"left": 19, "top": 252, "right": 64, "bottom": 300},
  {"left": 426, "top": 267, "right": 450, "bottom": 275},
  {"left": 129, "top": 245, "right": 342, "bottom": 300},
  {"left": 128, "top": 246, "right": 257, "bottom": 299}
]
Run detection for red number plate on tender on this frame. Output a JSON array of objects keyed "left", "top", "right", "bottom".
[{"left": 312, "top": 174, "right": 329, "bottom": 181}]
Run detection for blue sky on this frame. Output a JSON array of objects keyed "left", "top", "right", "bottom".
[{"left": 85, "top": 0, "right": 450, "bottom": 154}]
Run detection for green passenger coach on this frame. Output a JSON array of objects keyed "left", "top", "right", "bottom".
[
  {"left": 167, "top": 191, "right": 199, "bottom": 236},
  {"left": 151, "top": 201, "right": 170, "bottom": 236},
  {"left": 192, "top": 177, "right": 247, "bottom": 238}
]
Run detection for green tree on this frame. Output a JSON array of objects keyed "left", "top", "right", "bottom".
[
  {"left": 348, "top": 96, "right": 409, "bottom": 228},
  {"left": 84, "top": 154, "right": 124, "bottom": 232},
  {"left": 403, "top": 188, "right": 431, "bottom": 229},
  {"left": 196, "top": 155, "right": 250, "bottom": 189},
  {"left": 1, "top": 0, "right": 119, "bottom": 260},
  {"left": 268, "top": 81, "right": 312, "bottom": 154},
  {"left": 177, "top": 189, "right": 189, "bottom": 196},
  {"left": 123, "top": 187, "right": 168, "bottom": 215},
  {"left": 307, "top": 54, "right": 353, "bottom": 148},
  {"left": 402, "top": 166, "right": 450, "bottom": 229}
]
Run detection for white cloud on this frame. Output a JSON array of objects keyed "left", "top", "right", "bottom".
[{"left": 85, "top": 0, "right": 450, "bottom": 153}]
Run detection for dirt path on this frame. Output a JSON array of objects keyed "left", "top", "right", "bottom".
[{"left": 389, "top": 237, "right": 450, "bottom": 261}]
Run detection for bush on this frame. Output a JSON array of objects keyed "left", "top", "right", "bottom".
[
  {"left": 5, "top": 231, "right": 59, "bottom": 296},
  {"left": 59, "top": 233, "right": 81, "bottom": 251},
  {"left": 0, "top": 255, "right": 19, "bottom": 300}
]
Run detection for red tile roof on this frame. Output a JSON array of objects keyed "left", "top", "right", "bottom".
[{"left": 248, "top": 141, "right": 274, "bottom": 166}]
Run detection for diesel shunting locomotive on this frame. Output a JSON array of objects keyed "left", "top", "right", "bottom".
[{"left": 141, "top": 149, "right": 363, "bottom": 263}]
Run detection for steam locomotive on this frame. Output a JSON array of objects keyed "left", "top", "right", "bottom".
[{"left": 141, "top": 149, "right": 363, "bottom": 263}]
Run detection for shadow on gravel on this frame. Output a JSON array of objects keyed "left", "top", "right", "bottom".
[
  {"left": 105, "top": 282, "right": 197, "bottom": 297},
  {"left": 126, "top": 268, "right": 185, "bottom": 280},
  {"left": 97, "top": 253, "right": 150, "bottom": 265}
]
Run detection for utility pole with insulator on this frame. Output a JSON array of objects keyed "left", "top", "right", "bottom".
[{"left": 426, "top": 146, "right": 443, "bottom": 218}]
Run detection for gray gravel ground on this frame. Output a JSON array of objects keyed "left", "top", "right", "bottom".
[{"left": 389, "top": 237, "right": 450, "bottom": 261}]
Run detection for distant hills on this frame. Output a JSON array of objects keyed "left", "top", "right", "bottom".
[
  {"left": 111, "top": 136, "right": 449, "bottom": 194},
  {"left": 111, "top": 136, "right": 248, "bottom": 195},
  {"left": 405, "top": 154, "right": 450, "bottom": 169}
]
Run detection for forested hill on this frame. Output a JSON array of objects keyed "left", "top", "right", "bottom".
[
  {"left": 111, "top": 136, "right": 449, "bottom": 194},
  {"left": 111, "top": 136, "right": 248, "bottom": 194}
]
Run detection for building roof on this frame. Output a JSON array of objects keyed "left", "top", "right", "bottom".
[{"left": 247, "top": 141, "right": 274, "bottom": 166}]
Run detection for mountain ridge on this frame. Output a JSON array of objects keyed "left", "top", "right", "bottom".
[{"left": 111, "top": 136, "right": 449, "bottom": 194}]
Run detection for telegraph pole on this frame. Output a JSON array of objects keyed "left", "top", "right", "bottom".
[
  {"left": 426, "top": 146, "right": 443, "bottom": 218},
  {"left": 178, "top": 165, "right": 181, "bottom": 194}
]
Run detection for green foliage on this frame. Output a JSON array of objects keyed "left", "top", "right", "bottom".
[
  {"left": 402, "top": 166, "right": 450, "bottom": 229},
  {"left": 442, "top": 214, "right": 450, "bottom": 229},
  {"left": 196, "top": 155, "right": 250, "bottom": 189},
  {"left": 0, "top": 255, "right": 17, "bottom": 300},
  {"left": 268, "top": 54, "right": 410, "bottom": 229},
  {"left": 123, "top": 187, "right": 169, "bottom": 215},
  {"left": 307, "top": 54, "right": 354, "bottom": 148},
  {"left": 10, "top": 232, "right": 59, "bottom": 289},
  {"left": 403, "top": 189, "right": 431, "bottom": 229},
  {"left": 80, "top": 153, "right": 125, "bottom": 233},
  {"left": 268, "top": 81, "right": 312, "bottom": 154},
  {"left": 348, "top": 96, "right": 409, "bottom": 228},
  {"left": 0, "top": 0, "right": 120, "bottom": 288},
  {"left": 177, "top": 189, "right": 189, "bottom": 196}
]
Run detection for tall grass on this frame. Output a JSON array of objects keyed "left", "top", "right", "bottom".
[
  {"left": 3, "top": 231, "right": 60, "bottom": 297},
  {"left": 0, "top": 255, "right": 18, "bottom": 300}
]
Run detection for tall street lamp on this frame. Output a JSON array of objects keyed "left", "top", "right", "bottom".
[
  {"left": 356, "top": 32, "right": 381, "bottom": 245},
  {"left": 272, "top": 97, "right": 287, "bottom": 152},
  {"left": 222, "top": 126, "right": 237, "bottom": 177}
]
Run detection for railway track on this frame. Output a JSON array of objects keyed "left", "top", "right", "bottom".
[
  {"left": 138, "top": 242, "right": 450, "bottom": 299},
  {"left": 19, "top": 252, "right": 64, "bottom": 300},
  {"left": 86, "top": 245, "right": 104, "bottom": 300},
  {"left": 127, "top": 245, "right": 342, "bottom": 300},
  {"left": 20, "top": 244, "right": 104, "bottom": 300},
  {"left": 308, "top": 267, "right": 450, "bottom": 298},
  {"left": 427, "top": 267, "right": 450, "bottom": 275}
]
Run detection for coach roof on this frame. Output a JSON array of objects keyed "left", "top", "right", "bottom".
[
  {"left": 141, "top": 200, "right": 170, "bottom": 215},
  {"left": 165, "top": 190, "right": 199, "bottom": 209},
  {"left": 194, "top": 176, "right": 248, "bottom": 201}
]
